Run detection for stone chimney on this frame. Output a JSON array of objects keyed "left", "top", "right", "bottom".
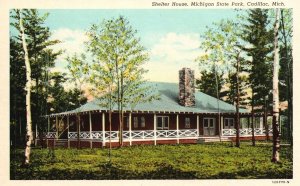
[{"left": 179, "top": 68, "right": 195, "bottom": 107}]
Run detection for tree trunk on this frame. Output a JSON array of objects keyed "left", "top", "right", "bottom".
[
  {"left": 272, "top": 8, "right": 280, "bottom": 163},
  {"left": 264, "top": 97, "right": 269, "bottom": 141},
  {"left": 19, "top": 10, "right": 33, "bottom": 165},
  {"left": 119, "top": 111, "right": 124, "bottom": 147},
  {"left": 214, "top": 65, "right": 221, "bottom": 141},
  {"left": 235, "top": 54, "right": 240, "bottom": 148},
  {"left": 109, "top": 110, "right": 112, "bottom": 158},
  {"left": 77, "top": 115, "right": 81, "bottom": 149},
  {"left": 280, "top": 9, "right": 293, "bottom": 146},
  {"left": 251, "top": 91, "right": 255, "bottom": 146},
  {"left": 119, "top": 61, "right": 124, "bottom": 147}
]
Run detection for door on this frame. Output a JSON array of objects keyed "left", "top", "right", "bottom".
[{"left": 203, "top": 118, "right": 215, "bottom": 136}]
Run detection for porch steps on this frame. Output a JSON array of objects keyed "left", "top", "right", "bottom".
[{"left": 197, "top": 137, "right": 232, "bottom": 143}]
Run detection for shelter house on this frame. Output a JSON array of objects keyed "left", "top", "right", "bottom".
[{"left": 41, "top": 68, "right": 272, "bottom": 148}]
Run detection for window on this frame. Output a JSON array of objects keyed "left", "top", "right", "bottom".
[
  {"left": 224, "top": 118, "right": 234, "bottom": 129},
  {"left": 157, "top": 116, "right": 169, "bottom": 129},
  {"left": 164, "top": 117, "right": 169, "bottom": 129},
  {"left": 133, "top": 117, "right": 138, "bottom": 128},
  {"left": 81, "top": 120, "right": 85, "bottom": 129},
  {"left": 157, "top": 117, "right": 163, "bottom": 129},
  {"left": 240, "top": 118, "right": 248, "bottom": 129},
  {"left": 141, "top": 117, "right": 145, "bottom": 128},
  {"left": 254, "top": 117, "right": 261, "bottom": 128},
  {"left": 185, "top": 117, "right": 191, "bottom": 128},
  {"left": 204, "top": 119, "right": 208, "bottom": 128}
]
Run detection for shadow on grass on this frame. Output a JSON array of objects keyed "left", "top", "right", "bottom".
[
  {"left": 11, "top": 163, "right": 197, "bottom": 180},
  {"left": 212, "top": 169, "right": 293, "bottom": 179},
  {"left": 11, "top": 162, "right": 292, "bottom": 180}
]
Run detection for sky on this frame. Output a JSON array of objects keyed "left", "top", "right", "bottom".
[{"left": 39, "top": 9, "right": 240, "bottom": 83}]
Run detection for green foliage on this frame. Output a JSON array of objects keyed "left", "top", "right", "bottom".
[
  {"left": 10, "top": 143, "right": 292, "bottom": 179},
  {"left": 66, "top": 54, "right": 89, "bottom": 90},
  {"left": 196, "top": 16, "right": 250, "bottom": 108},
  {"left": 242, "top": 9, "right": 273, "bottom": 106},
  {"left": 10, "top": 9, "right": 86, "bottom": 146},
  {"left": 277, "top": 9, "right": 293, "bottom": 145},
  {"left": 85, "top": 16, "right": 158, "bottom": 110},
  {"left": 223, "top": 72, "right": 250, "bottom": 106},
  {"left": 196, "top": 69, "right": 224, "bottom": 99},
  {"left": 47, "top": 72, "right": 87, "bottom": 113},
  {"left": 10, "top": 9, "right": 63, "bottom": 145},
  {"left": 83, "top": 15, "right": 159, "bottom": 145}
]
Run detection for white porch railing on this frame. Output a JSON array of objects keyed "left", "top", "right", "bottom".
[
  {"left": 222, "top": 128, "right": 273, "bottom": 136},
  {"left": 156, "top": 130, "right": 177, "bottom": 138},
  {"left": 79, "top": 131, "right": 91, "bottom": 139},
  {"left": 104, "top": 131, "right": 119, "bottom": 140},
  {"left": 68, "top": 132, "right": 77, "bottom": 139},
  {"left": 178, "top": 129, "right": 198, "bottom": 137},
  {"left": 130, "top": 130, "right": 155, "bottom": 139},
  {"left": 65, "top": 129, "right": 198, "bottom": 140},
  {"left": 91, "top": 131, "right": 103, "bottom": 140}
]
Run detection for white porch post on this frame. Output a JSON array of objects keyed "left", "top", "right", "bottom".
[
  {"left": 176, "top": 114, "right": 179, "bottom": 144},
  {"left": 67, "top": 115, "right": 70, "bottom": 148},
  {"left": 102, "top": 112, "right": 106, "bottom": 147},
  {"left": 78, "top": 115, "right": 81, "bottom": 148},
  {"left": 154, "top": 114, "right": 157, "bottom": 145},
  {"left": 129, "top": 112, "right": 132, "bottom": 146},
  {"left": 196, "top": 115, "right": 199, "bottom": 136},
  {"left": 220, "top": 116, "right": 224, "bottom": 136},
  {"left": 89, "top": 111, "right": 92, "bottom": 148}
]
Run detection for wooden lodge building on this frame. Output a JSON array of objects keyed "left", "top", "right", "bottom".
[{"left": 41, "top": 68, "right": 273, "bottom": 148}]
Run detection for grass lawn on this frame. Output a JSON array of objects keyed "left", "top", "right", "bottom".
[{"left": 10, "top": 142, "right": 293, "bottom": 179}]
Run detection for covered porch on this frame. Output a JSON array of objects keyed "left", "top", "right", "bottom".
[{"left": 38, "top": 110, "right": 273, "bottom": 148}]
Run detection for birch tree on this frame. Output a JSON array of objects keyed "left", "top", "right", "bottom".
[
  {"left": 17, "top": 9, "right": 33, "bottom": 165},
  {"left": 272, "top": 8, "right": 280, "bottom": 163},
  {"left": 86, "top": 16, "right": 158, "bottom": 147},
  {"left": 196, "top": 19, "right": 247, "bottom": 147},
  {"left": 10, "top": 9, "right": 61, "bottom": 147},
  {"left": 66, "top": 54, "right": 89, "bottom": 148}
]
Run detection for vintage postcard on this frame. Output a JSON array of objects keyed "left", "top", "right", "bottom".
[{"left": 1, "top": 0, "right": 299, "bottom": 185}]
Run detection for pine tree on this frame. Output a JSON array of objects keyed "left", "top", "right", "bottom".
[
  {"left": 10, "top": 9, "right": 61, "bottom": 147},
  {"left": 279, "top": 9, "right": 293, "bottom": 145},
  {"left": 242, "top": 9, "right": 273, "bottom": 104},
  {"left": 10, "top": 38, "right": 26, "bottom": 146},
  {"left": 196, "top": 69, "right": 224, "bottom": 99},
  {"left": 242, "top": 9, "right": 273, "bottom": 145}
]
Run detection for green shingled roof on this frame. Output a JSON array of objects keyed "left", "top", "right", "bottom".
[{"left": 51, "top": 82, "right": 249, "bottom": 116}]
